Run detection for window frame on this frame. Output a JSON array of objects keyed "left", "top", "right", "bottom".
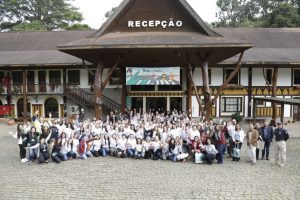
[
  {"left": 293, "top": 68, "right": 300, "bottom": 86},
  {"left": 49, "top": 70, "right": 62, "bottom": 85},
  {"left": 264, "top": 68, "right": 273, "bottom": 85},
  {"left": 223, "top": 68, "right": 240, "bottom": 86},
  {"left": 221, "top": 97, "right": 243, "bottom": 113},
  {"left": 67, "top": 70, "right": 80, "bottom": 85}
]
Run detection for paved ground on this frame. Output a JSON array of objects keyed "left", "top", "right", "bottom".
[{"left": 0, "top": 123, "right": 299, "bottom": 200}]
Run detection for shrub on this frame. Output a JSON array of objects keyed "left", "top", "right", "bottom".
[{"left": 231, "top": 112, "right": 243, "bottom": 123}]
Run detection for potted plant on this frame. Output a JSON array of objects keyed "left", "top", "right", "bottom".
[{"left": 7, "top": 114, "right": 16, "bottom": 125}]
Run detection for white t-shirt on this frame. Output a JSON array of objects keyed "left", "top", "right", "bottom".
[
  {"left": 117, "top": 139, "right": 126, "bottom": 151},
  {"left": 127, "top": 138, "right": 137, "bottom": 150},
  {"left": 190, "top": 129, "right": 200, "bottom": 139},
  {"left": 72, "top": 139, "right": 79, "bottom": 153},
  {"left": 93, "top": 140, "right": 102, "bottom": 151}
]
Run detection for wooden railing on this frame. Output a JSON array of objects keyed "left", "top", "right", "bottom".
[
  {"left": 66, "top": 84, "right": 121, "bottom": 113},
  {"left": 2, "top": 83, "right": 64, "bottom": 95}
]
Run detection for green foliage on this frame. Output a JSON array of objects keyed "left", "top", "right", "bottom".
[
  {"left": 214, "top": 0, "right": 300, "bottom": 28},
  {"left": 231, "top": 112, "right": 243, "bottom": 123},
  {"left": 0, "top": 0, "right": 91, "bottom": 31}
]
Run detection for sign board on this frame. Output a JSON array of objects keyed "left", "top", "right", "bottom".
[
  {"left": 69, "top": 105, "right": 80, "bottom": 115},
  {"left": 126, "top": 67, "right": 180, "bottom": 85}
]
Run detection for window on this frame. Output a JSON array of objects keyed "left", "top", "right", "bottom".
[
  {"left": 68, "top": 70, "right": 80, "bottom": 85},
  {"left": 224, "top": 69, "right": 239, "bottom": 85},
  {"left": 221, "top": 97, "right": 242, "bottom": 112},
  {"left": 12, "top": 71, "right": 23, "bottom": 84},
  {"left": 257, "top": 99, "right": 265, "bottom": 107},
  {"left": 109, "top": 69, "right": 122, "bottom": 85},
  {"left": 0, "top": 71, "right": 5, "bottom": 81},
  {"left": 294, "top": 69, "right": 300, "bottom": 85},
  {"left": 49, "top": 71, "right": 61, "bottom": 85},
  {"left": 265, "top": 69, "right": 273, "bottom": 84},
  {"left": 88, "top": 70, "right": 96, "bottom": 85}
]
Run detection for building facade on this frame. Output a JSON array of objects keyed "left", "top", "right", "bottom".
[{"left": 0, "top": 0, "right": 300, "bottom": 121}]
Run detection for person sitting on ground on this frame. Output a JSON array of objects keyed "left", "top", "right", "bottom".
[{"left": 203, "top": 139, "right": 218, "bottom": 165}]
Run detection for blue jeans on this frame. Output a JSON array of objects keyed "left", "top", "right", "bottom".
[
  {"left": 135, "top": 151, "right": 144, "bottom": 158},
  {"left": 101, "top": 148, "right": 110, "bottom": 157},
  {"left": 29, "top": 148, "right": 38, "bottom": 161},
  {"left": 153, "top": 149, "right": 162, "bottom": 160},
  {"left": 262, "top": 141, "right": 271, "bottom": 159},
  {"left": 127, "top": 149, "right": 135, "bottom": 158},
  {"left": 60, "top": 153, "right": 68, "bottom": 161},
  {"left": 169, "top": 153, "right": 177, "bottom": 162},
  {"left": 217, "top": 144, "right": 227, "bottom": 164}
]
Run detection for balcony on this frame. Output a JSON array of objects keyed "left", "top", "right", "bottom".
[{"left": 0, "top": 83, "right": 64, "bottom": 95}]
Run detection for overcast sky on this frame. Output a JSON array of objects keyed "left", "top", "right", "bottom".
[{"left": 72, "top": 0, "right": 218, "bottom": 29}]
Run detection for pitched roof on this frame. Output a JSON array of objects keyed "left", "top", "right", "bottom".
[
  {"left": 57, "top": 0, "right": 252, "bottom": 66},
  {"left": 0, "top": 28, "right": 300, "bottom": 67}
]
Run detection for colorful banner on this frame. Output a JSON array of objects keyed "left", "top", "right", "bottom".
[
  {"left": 126, "top": 67, "right": 180, "bottom": 85},
  {"left": 0, "top": 106, "right": 13, "bottom": 115}
]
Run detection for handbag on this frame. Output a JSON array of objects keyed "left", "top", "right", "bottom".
[
  {"left": 233, "top": 145, "right": 240, "bottom": 158},
  {"left": 195, "top": 152, "right": 204, "bottom": 164}
]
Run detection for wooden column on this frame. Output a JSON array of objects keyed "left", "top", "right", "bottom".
[
  {"left": 22, "top": 70, "right": 27, "bottom": 123},
  {"left": 6, "top": 70, "right": 12, "bottom": 106},
  {"left": 63, "top": 68, "right": 67, "bottom": 117},
  {"left": 248, "top": 67, "right": 253, "bottom": 117},
  {"left": 200, "top": 60, "right": 212, "bottom": 119},
  {"left": 121, "top": 67, "right": 126, "bottom": 114},
  {"left": 253, "top": 98, "right": 257, "bottom": 125},
  {"left": 280, "top": 102, "right": 284, "bottom": 124},
  {"left": 186, "top": 66, "right": 192, "bottom": 113},
  {"left": 94, "top": 62, "right": 104, "bottom": 120},
  {"left": 271, "top": 67, "right": 279, "bottom": 126}
]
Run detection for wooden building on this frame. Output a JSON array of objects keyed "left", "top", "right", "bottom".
[{"left": 0, "top": 0, "right": 300, "bottom": 121}]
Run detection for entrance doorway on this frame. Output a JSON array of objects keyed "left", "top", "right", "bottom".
[
  {"left": 146, "top": 97, "right": 167, "bottom": 112},
  {"left": 293, "top": 105, "right": 300, "bottom": 121},
  {"left": 131, "top": 97, "right": 143, "bottom": 113},
  {"left": 44, "top": 98, "right": 59, "bottom": 118},
  {"left": 17, "top": 98, "right": 31, "bottom": 118},
  {"left": 170, "top": 97, "right": 182, "bottom": 112}
]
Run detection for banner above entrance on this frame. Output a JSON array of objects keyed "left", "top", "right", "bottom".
[{"left": 126, "top": 67, "right": 180, "bottom": 85}]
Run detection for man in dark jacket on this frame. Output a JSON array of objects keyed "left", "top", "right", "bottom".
[
  {"left": 260, "top": 121, "right": 274, "bottom": 160},
  {"left": 274, "top": 122, "right": 289, "bottom": 167}
]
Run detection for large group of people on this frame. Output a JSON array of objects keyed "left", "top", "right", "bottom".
[{"left": 15, "top": 109, "right": 289, "bottom": 167}]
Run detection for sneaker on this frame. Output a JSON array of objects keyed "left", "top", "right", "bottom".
[
  {"left": 21, "top": 159, "right": 26, "bottom": 163},
  {"left": 23, "top": 158, "right": 29, "bottom": 162}
]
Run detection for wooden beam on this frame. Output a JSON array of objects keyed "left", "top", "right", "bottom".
[
  {"left": 253, "top": 98, "right": 257, "bottom": 125},
  {"left": 200, "top": 59, "right": 212, "bottom": 119},
  {"left": 187, "top": 63, "right": 203, "bottom": 112},
  {"left": 280, "top": 102, "right": 284, "bottom": 125},
  {"left": 102, "top": 55, "right": 124, "bottom": 89},
  {"left": 23, "top": 70, "right": 27, "bottom": 123},
  {"left": 271, "top": 67, "right": 279, "bottom": 127},
  {"left": 121, "top": 68, "right": 126, "bottom": 114},
  {"left": 185, "top": 65, "right": 193, "bottom": 113},
  {"left": 94, "top": 61, "right": 104, "bottom": 120},
  {"left": 213, "top": 51, "right": 244, "bottom": 104}
]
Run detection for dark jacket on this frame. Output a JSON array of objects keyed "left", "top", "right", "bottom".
[{"left": 260, "top": 126, "right": 274, "bottom": 143}]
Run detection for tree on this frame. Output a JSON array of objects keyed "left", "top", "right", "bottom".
[
  {"left": 214, "top": 0, "right": 300, "bottom": 28},
  {"left": 0, "top": 0, "right": 91, "bottom": 31}
]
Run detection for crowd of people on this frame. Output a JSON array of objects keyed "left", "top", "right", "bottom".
[{"left": 15, "top": 110, "right": 289, "bottom": 167}]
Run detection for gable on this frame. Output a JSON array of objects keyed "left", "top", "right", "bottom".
[{"left": 93, "top": 0, "right": 219, "bottom": 37}]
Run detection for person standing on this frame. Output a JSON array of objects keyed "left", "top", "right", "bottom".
[
  {"left": 254, "top": 123, "right": 263, "bottom": 160},
  {"left": 274, "top": 122, "right": 289, "bottom": 167},
  {"left": 260, "top": 121, "right": 274, "bottom": 160},
  {"left": 246, "top": 125, "right": 259, "bottom": 165}
]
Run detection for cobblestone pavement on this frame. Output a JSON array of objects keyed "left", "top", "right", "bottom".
[{"left": 0, "top": 124, "right": 299, "bottom": 200}]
